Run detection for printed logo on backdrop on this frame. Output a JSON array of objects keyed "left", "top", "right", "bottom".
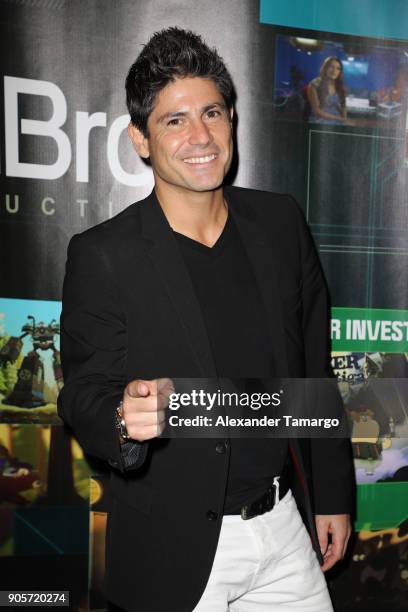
[
  {"left": 331, "top": 307, "right": 408, "bottom": 352},
  {"left": 3, "top": 76, "right": 153, "bottom": 220}
]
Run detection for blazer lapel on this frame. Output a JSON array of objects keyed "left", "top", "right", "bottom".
[
  {"left": 225, "top": 186, "right": 289, "bottom": 377},
  {"left": 140, "top": 190, "right": 217, "bottom": 377},
  {"left": 225, "top": 189, "right": 318, "bottom": 546}
]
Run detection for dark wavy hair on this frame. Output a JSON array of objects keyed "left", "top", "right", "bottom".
[
  {"left": 318, "top": 56, "right": 346, "bottom": 109},
  {"left": 125, "top": 27, "right": 235, "bottom": 137}
]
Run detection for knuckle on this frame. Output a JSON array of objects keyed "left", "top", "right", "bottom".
[
  {"left": 148, "top": 409, "right": 160, "bottom": 422},
  {"left": 149, "top": 396, "right": 160, "bottom": 411},
  {"left": 125, "top": 381, "right": 138, "bottom": 397},
  {"left": 130, "top": 428, "right": 144, "bottom": 441},
  {"left": 131, "top": 398, "right": 147, "bottom": 413}
]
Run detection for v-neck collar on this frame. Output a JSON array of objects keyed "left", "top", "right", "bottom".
[{"left": 172, "top": 214, "right": 231, "bottom": 257}]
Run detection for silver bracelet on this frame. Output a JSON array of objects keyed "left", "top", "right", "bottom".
[{"left": 115, "top": 400, "right": 131, "bottom": 443}]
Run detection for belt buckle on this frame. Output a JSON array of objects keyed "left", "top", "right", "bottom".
[{"left": 240, "top": 481, "right": 281, "bottom": 520}]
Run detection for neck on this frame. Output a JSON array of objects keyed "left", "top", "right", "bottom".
[{"left": 154, "top": 180, "right": 228, "bottom": 247}]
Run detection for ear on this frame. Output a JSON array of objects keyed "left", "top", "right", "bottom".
[
  {"left": 128, "top": 123, "right": 150, "bottom": 159},
  {"left": 229, "top": 107, "right": 234, "bottom": 124}
]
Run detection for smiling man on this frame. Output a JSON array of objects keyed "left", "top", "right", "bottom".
[
  {"left": 58, "top": 27, "right": 354, "bottom": 612},
  {"left": 127, "top": 75, "right": 232, "bottom": 247},
  {"left": 132, "top": 78, "right": 233, "bottom": 192}
]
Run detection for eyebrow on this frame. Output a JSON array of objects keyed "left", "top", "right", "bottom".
[{"left": 156, "top": 102, "right": 227, "bottom": 125}]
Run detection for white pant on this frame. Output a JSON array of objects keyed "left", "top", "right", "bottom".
[{"left": 193, "top": 488, "right": 334, "bottom": 611}]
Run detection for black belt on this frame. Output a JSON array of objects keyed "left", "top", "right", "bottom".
[{"left": 232, "top": 470, "right": 291, "bottom": 520}]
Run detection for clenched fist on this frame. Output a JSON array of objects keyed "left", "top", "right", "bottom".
[{"left": 121, "top": 378, "right": 175, "bottom": 442}]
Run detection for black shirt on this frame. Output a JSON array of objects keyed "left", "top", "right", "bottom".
[{"left": 174, "top": 213, "right": 288, "bottom": 514}]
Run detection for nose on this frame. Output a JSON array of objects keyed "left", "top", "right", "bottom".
[{"left": 188, "top": 118, "right": 212, "bottom": 147}]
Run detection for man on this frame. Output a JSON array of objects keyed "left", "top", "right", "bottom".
[{"left": 58, "top": 27, "right": 355, "bottom": 612}]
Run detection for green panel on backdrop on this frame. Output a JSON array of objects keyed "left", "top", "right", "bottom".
[
  {"left": 260, "top": 0, "right": 408, "bottom": 41},
  {"left": 355, "top": 482, "right": 408, "bottom": 530},
  {"left": 331, "top": 307, "right": 408, "bottom": 352}
]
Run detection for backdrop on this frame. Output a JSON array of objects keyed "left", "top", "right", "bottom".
[{"left": 0, "top": 0, "right": 407, "bottom": 610}]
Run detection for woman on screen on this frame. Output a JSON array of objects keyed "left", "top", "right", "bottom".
[{"left": 307, "top": 56, "right": 347, "bottom": 123}]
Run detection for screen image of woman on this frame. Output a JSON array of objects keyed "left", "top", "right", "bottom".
[{"left": 307, "top": 56, "right": 347, "bottom": 124}]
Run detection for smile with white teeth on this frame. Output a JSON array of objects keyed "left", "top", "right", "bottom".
[{"left": 183, "top": 154, "right": 217, "bottom": 164}]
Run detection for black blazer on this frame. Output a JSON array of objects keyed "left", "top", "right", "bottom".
[{"left": 58, "top": 186, "right": 355, "bottom": 612}]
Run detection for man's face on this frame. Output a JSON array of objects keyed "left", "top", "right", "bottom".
[{"left": 130, "top": 76, "right": 233, "bottom": 194}]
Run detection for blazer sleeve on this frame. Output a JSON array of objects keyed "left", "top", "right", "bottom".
[
  {"left": 293, "top": 200, "right": 356, "bottom": 515},
  {"left": 57, "top": 233, "right": 148, "bottom": 473}
]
